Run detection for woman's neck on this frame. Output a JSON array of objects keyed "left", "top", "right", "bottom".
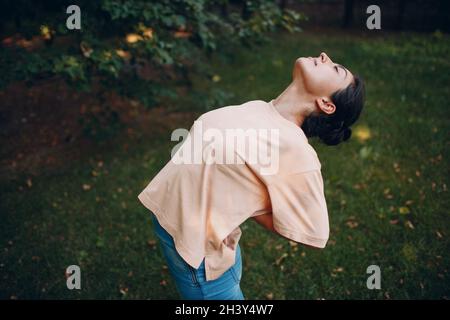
[{"left": 272, "top": 80, "right": 314, "bottom": 127}]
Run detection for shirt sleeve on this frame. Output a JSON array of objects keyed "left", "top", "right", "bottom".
[{"left": 267, "top": 170, "right": 330, "bottom": 248}]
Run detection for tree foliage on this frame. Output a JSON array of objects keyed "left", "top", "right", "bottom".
[{"left": 0, "top": 0, "right": 306, "bottom": 108}]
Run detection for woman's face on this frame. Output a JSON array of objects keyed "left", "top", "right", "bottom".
[{"left": 294, "top": 52, "right": 354, "bottom": 98}]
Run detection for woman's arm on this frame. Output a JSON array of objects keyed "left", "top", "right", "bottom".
[
  {"left": 251, "top": 212, "right": 277, "bottom": 234},
  {"left": 250, "top": 212, "right": 319, "bottom": 249}
]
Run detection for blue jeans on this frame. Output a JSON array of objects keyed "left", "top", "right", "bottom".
[{"left": 150, "top": 212, "right": 245, "bottom": 300}]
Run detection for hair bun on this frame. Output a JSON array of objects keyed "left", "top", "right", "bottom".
[{"left": 343, "top": 127, "right": 352, "bottom": 141}]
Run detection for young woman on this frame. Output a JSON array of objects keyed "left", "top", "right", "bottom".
[{"left": 138, "top": 52, "right": 365, "bottom": 300}]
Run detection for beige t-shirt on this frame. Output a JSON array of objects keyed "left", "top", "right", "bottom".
[{"left": 138, "top": 99, "right": 329, "bottom": 281}]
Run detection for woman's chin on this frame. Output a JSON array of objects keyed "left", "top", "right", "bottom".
[{"left": 295, "top": 57, "right": 307, "bottom": 66}]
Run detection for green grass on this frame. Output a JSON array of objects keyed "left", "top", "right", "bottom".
[{"left": 1, "top": 29, "right": 449, "bottom": 299}]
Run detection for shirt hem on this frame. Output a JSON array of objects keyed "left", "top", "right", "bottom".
[
  {"left": 137, "top": 192, "right": 204, "bottom": 269},
  {"left": 273, "top": 223, "right": 328, "bottom": 248},
  {"left": 138, "top": 192, "right": 241, "bottom": 282}
]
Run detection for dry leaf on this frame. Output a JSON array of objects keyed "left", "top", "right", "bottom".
[
  {"left": 346, "top": 221, "right": 359, "bottom": 229},
  {"left": 80, "top": 41, "right": 93, "bottom": 58},
  {"left": 399, "top": 206, "right": 410, "bottom": 215},
  {"left": 126, "top": 33, "right": 143, "bottom": 43},
  {"left": 119, "top": 287, "right": 128, "bottom": 295},
  {"left": 353, "top": 125, "right": 371, "bottom": 142},
  {"left": 405, "top": 220, "right": 415, "bottom": 229},
  {"left": 393, "top": 162, "right": 400, "bottom": 172},
  {"left": 147, "top": 240, "right": 157, "bottom": 249},
  {"left": 275, "top": 253, "right": 288, "bottom": 266}
]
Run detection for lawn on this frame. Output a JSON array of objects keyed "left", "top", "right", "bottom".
[{"left": 0, "top": 29, "right": 449, "bottom": 299}]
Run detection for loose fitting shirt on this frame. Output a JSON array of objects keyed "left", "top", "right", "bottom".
[{"left": 138, "top": 99, "right": 329, "bottom": 281}]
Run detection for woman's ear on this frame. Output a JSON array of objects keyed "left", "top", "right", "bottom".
[{"left": 315, "top": 97, "right": 336, "bottom": 115}]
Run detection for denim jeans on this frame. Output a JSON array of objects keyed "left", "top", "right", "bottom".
[{"left": 150, "top": 212, "right": 245, "bottom": 300}]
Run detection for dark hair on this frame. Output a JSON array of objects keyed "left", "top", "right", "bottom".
[{"left": 301, "top": 75, "right": 365, "bottom": 146}]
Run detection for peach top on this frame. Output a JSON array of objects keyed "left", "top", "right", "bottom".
[{"left": 138, "top": 99, "right": 329, "bottom": 281}]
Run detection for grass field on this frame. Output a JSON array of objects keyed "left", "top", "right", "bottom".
[{"left": 1, "top": 29, "right": 449, "bottom": 299}]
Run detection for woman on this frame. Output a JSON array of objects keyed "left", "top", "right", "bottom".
[{"left": 138, "top": 52, "right": 365, "bottom": 300}]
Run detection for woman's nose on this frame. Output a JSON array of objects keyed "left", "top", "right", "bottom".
[{"left": 320, "top": 52, "right": 332, "bottom": 64}]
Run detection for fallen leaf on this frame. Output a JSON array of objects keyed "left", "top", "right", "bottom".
[
  {"left": 126, "top": 33, "right": 143, "bottom": 43},
  {"left": 275, "top": 253, "right": 288, "bottom": 266},
  {"left": 119, "top": 287, "right": 128, "bottom": 295},
  {"left": 393, "top": 162, "right": 400, "bottom": 172},
  {"left": 346, "top": 221, "right": 359, "bottom": 229},
  {"left": 398, "top": 206, "right": 410, "bottom": 215},
  {"left": 147, "top": 240, "right": 157, "bottom": 249},
  {"left": 353, "top": 125, "right": 371, "bottom": 142},
  {"left": 80, "top": 41, "right": 93, "bottom": 58},
  {"left": 405, "top": 220, "right": 415, "bottom": 229}
]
